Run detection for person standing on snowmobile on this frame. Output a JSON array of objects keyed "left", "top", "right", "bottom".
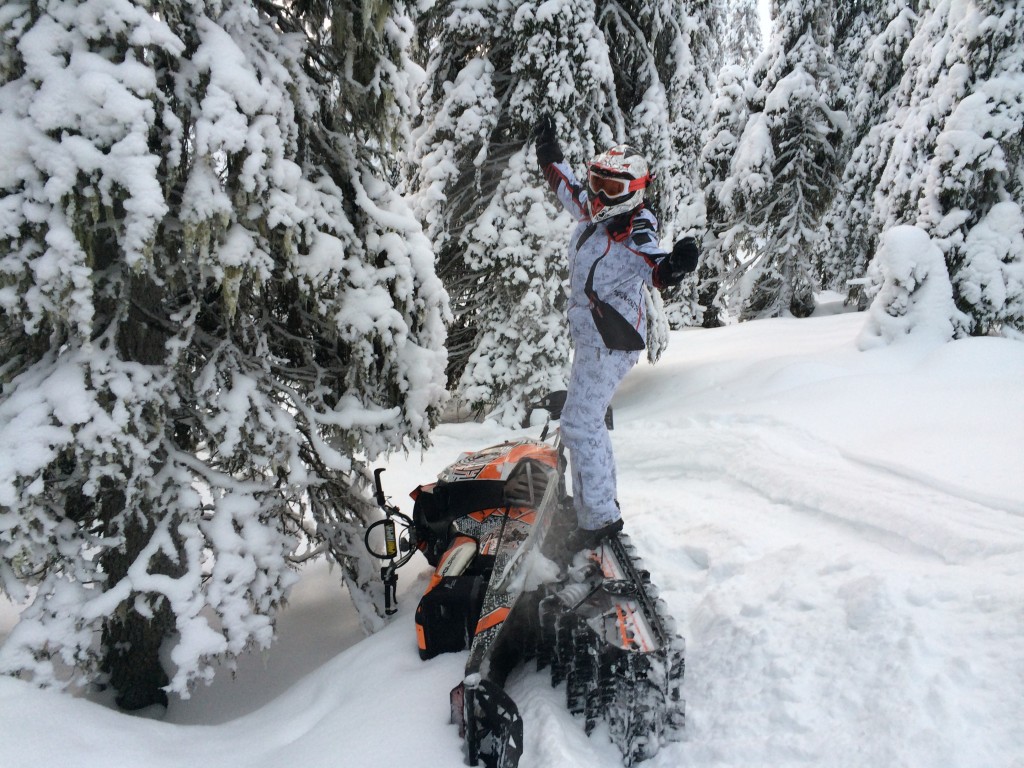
[{"left": 533, "top": 116, "right": 699, "bottom": 552}]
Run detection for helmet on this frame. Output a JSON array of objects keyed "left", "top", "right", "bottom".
[{"left": 586, "top": 144, "right": 652, "bottom": 222}]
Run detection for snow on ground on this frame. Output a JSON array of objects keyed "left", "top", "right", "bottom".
[{"left": 2, "top": 309, "right": 1024, "bottom": 768}]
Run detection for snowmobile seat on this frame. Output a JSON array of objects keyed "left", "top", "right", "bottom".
[{"left": 412, "top": 480, "right": 506, "bottom": 565}]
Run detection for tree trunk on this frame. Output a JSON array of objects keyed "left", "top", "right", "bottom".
[
  {"left": 99, "top": 510, "right": 180, "bottom": 710},
  {"left": 96, "top": 272, "right": 184, "bottom": 711}
]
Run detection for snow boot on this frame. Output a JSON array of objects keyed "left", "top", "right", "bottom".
[{"left": 564, "top": 518, "right": 624, "bottom": 554}]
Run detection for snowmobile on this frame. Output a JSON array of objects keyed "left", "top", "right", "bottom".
[{"left": 364, "top": 393, "right": 685, "bottom": 768}]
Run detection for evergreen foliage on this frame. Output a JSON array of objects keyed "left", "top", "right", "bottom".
[
  {"left": 815, "top": 1, "right": 919, "bottom": 307},
  {"left": 724, "top": 0, "right": 846, "bottom": 319},
  {"left": 698, "top": 63, "right": 751, "bottom": 326},
  {"left": 0, "top": 0, "right": 447, "bottom": 706},
  {"left": 720, "top": 0, "right": 764, "bottom": 69},
  {"left": 3, "top": 0, "right": 1024, "bottom": 718},
  {"left": 700, "top": 0, "right": 1023, "bottom": 338},
  {"left": 410, "top": 0, "right": 610, "bottom": 425},
  {"left": 914, "top": 0, "right": 1024, "bottom": 336},
  {"left": 646, "top": 1, "right": 716, "bottom": 327},
  {"left": 831, "top": 0, "right": 1024, "bottom": 337}
]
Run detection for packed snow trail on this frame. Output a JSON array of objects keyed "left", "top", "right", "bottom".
[{"left": 1, "top": 311, "right": 1023, "bottom": 768}]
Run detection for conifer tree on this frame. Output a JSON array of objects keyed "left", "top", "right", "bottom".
[
  {"left": 843, "top": 0, "right": 1024, "bottom": 337},
  {"left": 698, "top": 64, "right": 752, "bottom": 326},
  {"left": 598, "top": 0, "right": 710, "bottom": 237},
  {"left": 914, "top": 0, "right": 1024, "bottom": 335},
  {"left": 410, "top": 0, "right": 615, "bottom": 425},
  {"left": 409, "top": 0, "right": 507, "bottom": 390},
  {"left": 872, "top": 1, "right": 966, "bottom": 235},
  {"left": 816, "top": 1, "right": 919, "bottom": 306},
  {"left": 733, "top": 0, "right": 846, "bottom": 319},
  {"left": 644, "top": 1, "right": 717, "bottom": 327},
  {"left": 0, "top": 0, "right": 447, "bottom": 707},
  {"left": 721, "top": 0, "right": 764, "bottom": 69}
]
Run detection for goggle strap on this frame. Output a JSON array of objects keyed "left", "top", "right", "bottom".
[{"left": 627, "top": 173, "right": 653, "bottom": 191}]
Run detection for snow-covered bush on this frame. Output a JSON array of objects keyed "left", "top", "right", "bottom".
[{"left": 858, "top": 226, "right": 960, "bottom": 349}]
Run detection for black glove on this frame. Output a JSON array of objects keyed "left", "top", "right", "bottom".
[
  {"left": 656, "top": 237, "right": 700, "bottom": 285},
  {"left": 533, "top": 114, "right": 563, "bottom": 166}
]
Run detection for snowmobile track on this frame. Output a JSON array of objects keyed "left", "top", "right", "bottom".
[{"left": 538, "top": 528, "right": 686, "bottom": 765}]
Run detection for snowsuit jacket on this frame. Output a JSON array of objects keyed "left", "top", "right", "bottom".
[{"left": 540, "top": 158, "right": 672, "bottom": 351}]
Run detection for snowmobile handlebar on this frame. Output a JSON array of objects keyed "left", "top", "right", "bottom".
[
  {"left": 366, "top": 468, "right": 416, "bottom": 615},
  {"left": 373, "top": 468, "right": 395, "bottom": 512}
]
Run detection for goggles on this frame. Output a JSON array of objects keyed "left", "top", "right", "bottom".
[{"left": 588, "top": 168, "right": 650, "bottom": 198}]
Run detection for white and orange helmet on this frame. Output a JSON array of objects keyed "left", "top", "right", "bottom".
[{"left": 586, "top": 144, "right": 652, "bottom": 222}]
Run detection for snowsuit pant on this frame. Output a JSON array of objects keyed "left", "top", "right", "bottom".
[{"left": 560, "top": 343, "right": 641, "bottom": 530}]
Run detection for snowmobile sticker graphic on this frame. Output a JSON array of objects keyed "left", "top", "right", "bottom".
[{"left": 365, "top": 396, "right": 685, "bottom": 768}]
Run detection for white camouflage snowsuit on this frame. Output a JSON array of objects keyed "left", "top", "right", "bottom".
[{"left": 541, "top": 159, "right": 672, "bottom": 530}]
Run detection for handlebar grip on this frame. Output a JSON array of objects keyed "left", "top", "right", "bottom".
[{"left": 373, "top": 467, "right": 387, "bottom": 507}]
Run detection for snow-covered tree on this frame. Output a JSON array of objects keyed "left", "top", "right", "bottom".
[
  {"left": 456, "top": 147, "right": 572, "bottom": 426},
  {"left": 589, "top": 0, "right": 718, "bottom": 331},
  {"left": 0, "top": 0, "right": 447, "bottom": 709},
  {"left": 869, "top": 1, "right": 977, "bottom": 234},
  {"left": 410, "top": 0, "right": 615, "bottom": 425},
  {"left": 831, "top": 0, "right": 918, "bottom": 155},
  {"left": 635, "top": 1, "right": 716, "bottom": 327},
  {"left": 729, "top": 0, "right": 846, "bottom": 319},
  {"left": 838, "top": 0, "right": 1024, "bottom": 337},
  {"left": 598, "top": 0, "right": 710, "bottom": 237},
  {"left": 914, "top": 0, "right": 1024, "bottom": 336},
  {"left": 721, "top": 0, "right": 764, "bottom": 69},
  {"left": 816, "top": 1, "right": 919, "bottom": 305},
  {"left": 698, "top": 63, "right": 752, "bottom": 326},
  {"left": 408, "top": 0, "right": 505, "bottom": 390}
]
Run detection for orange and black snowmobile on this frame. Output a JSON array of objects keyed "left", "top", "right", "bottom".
[{"left": 364, "top": 394, "right": 685, "bottom": 768}]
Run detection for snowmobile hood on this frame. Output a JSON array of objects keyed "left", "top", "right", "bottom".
[{"left": 438, "top": 440, "right": 559, "bottom": 484}]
